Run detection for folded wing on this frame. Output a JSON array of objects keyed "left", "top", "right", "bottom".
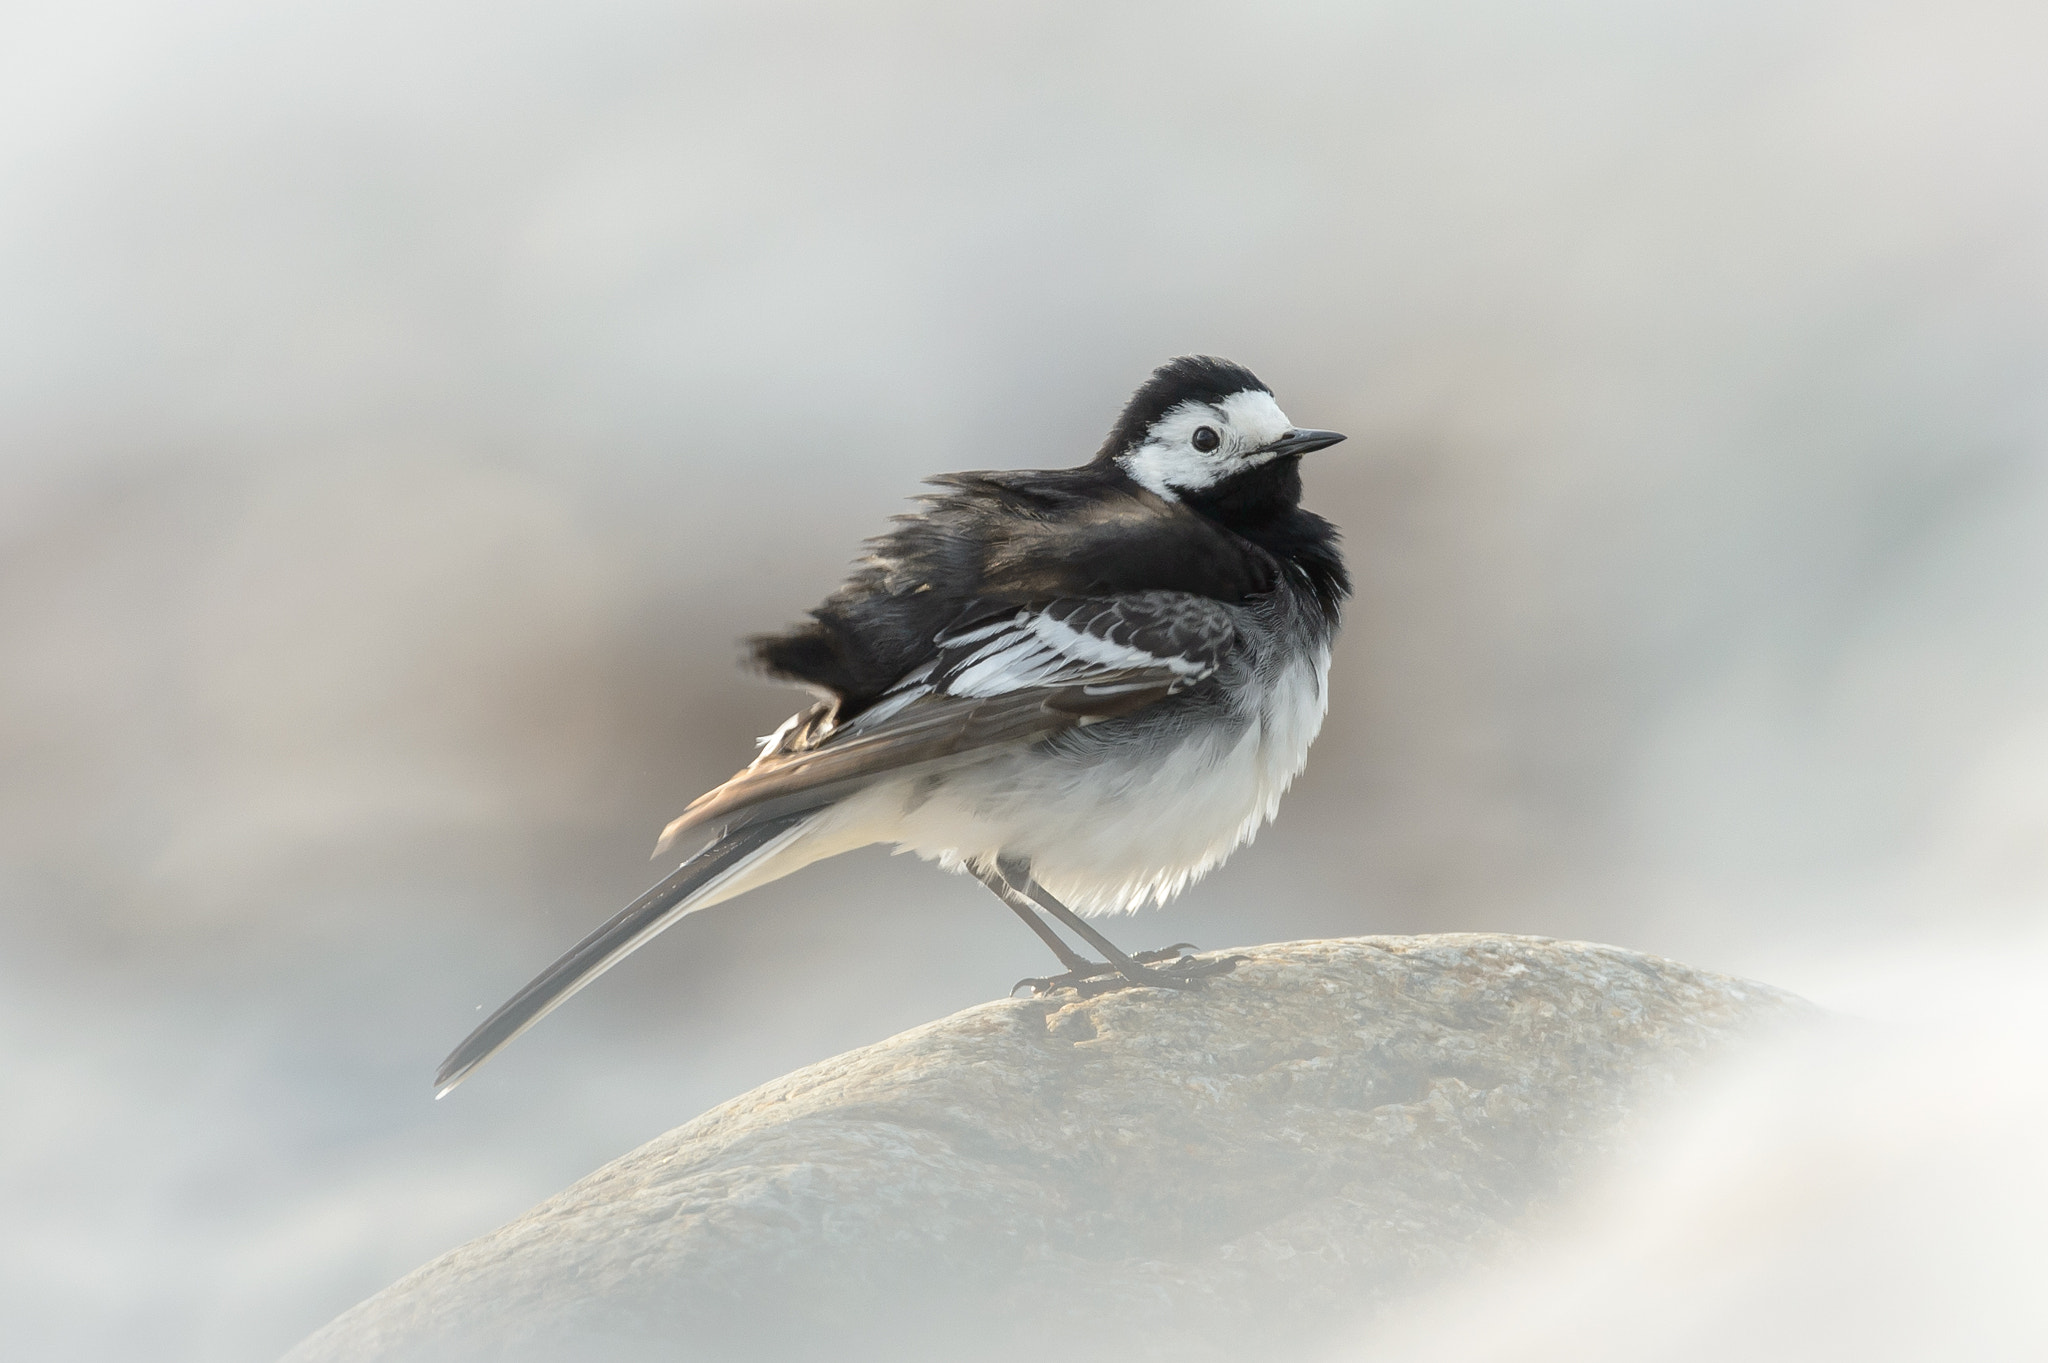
[{"left": 653, "top": 591, "right": 1236, "bottom": 855}]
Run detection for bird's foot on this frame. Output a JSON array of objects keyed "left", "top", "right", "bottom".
[
  {"left": 1012, "top": 959, "right": 1119, "bottom": 997},
  {"left": 1012, "top": 945, "right": 1243, "bottom": 999}
]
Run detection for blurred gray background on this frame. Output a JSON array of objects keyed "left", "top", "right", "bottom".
[{"left": 2, "top": 0, "right": 2044, "bottom": 1358}]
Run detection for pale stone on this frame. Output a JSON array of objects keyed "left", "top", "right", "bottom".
[{"left": 285, "top": 934, "right": 1812, "bottom": 1363}]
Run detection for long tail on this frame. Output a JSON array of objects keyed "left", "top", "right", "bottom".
[{"left": 434, "top": 812, "right": 812, "bottom": 1096}]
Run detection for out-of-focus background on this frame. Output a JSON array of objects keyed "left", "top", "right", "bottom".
[{"left": 2, "top": 1, "right": 2044, "bottom": 1358}]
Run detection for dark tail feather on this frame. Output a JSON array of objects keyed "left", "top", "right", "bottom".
[{"left": 434, "top": 812, "right": 809, "bottom": 1096}]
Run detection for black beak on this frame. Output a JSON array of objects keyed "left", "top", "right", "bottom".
[{"left": 1264, "top": 428, "right": 1347, "bottom": 456}]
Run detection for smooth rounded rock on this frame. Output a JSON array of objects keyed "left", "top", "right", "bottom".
[{"left": 285, "top": 934, "right": 1812, "bottom": 1363}]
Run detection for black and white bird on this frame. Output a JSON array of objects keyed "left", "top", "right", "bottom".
[{"left": 435, "top": 356, "right": 1348, "bottom": 1095}]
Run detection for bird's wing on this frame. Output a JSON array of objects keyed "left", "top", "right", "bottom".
[{"left": 653, "top": 591, "right": 1236, "bottom": 856}]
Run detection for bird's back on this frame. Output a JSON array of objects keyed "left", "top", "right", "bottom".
[{"left": 750, "top": 467, "right": 1281, "bottom": 718}]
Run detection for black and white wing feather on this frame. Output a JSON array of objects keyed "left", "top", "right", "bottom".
[
  {"left": 653, "top": 591, "right": 1235, "bottom": 854},
  {"left": 919, "top": 592, "right": 1229, "bottom": 698}
]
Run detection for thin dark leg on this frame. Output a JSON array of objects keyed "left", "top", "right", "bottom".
[
  {"left": 996, "top": 857, "right": 1207, "bottom": 991},
  {"left": 970, "top": 865, "right": 1098, "bottom": 974}
]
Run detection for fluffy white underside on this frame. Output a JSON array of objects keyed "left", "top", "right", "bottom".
[{"left": 695, "top": 645, "right": 1331, "bottom": 918}]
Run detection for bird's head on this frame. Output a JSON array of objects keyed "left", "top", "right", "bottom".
[{"left": 1094, "top": 356, "right": 1345, "bottom": 521}]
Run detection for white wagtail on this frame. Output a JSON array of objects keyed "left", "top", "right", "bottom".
[{"left": 436, "top": 356, "right": 1347, "bottom": 1094}]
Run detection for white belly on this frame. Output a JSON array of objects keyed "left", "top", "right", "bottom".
[{"left": 818, "top": 646, "right": 1332, "bottom": 914}]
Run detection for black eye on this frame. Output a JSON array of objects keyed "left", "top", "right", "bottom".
[{"left": 1191, "top": 426, "right": 1220, "bottom": 452}]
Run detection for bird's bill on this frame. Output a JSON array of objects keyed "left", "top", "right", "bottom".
[{"left": 1263, "top": 427, "right": 1347, "bottom": 456}]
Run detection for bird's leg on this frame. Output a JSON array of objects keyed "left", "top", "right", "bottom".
[
  {"left": 970, "top": 866, "right": 1118, "bottom": 990},
  {"left": 998, "top": 858, "right": 1240, "bottom": 992}
]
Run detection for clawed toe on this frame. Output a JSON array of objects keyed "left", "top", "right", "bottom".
[
  {"left": 1118, "top": 951, "right": 1246, "bottom": 990},
  {"left": 1012, "top": 960, "right": 1120, "bottom": 996},
  {"left": 1165, "top": 952, "right": 1245, "bottom": 980},
  {"left": 1012, "top": 948, "right": 1243, "bottom": 999}
]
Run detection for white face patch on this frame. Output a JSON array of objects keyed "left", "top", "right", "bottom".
[{"left": 1116, "top": 389, "right": 1295, "bottom": 500}]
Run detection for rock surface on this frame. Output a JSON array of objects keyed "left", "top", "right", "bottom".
[{"left": 285, "top": 935, "right": 1812, "bottom": 1363}]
